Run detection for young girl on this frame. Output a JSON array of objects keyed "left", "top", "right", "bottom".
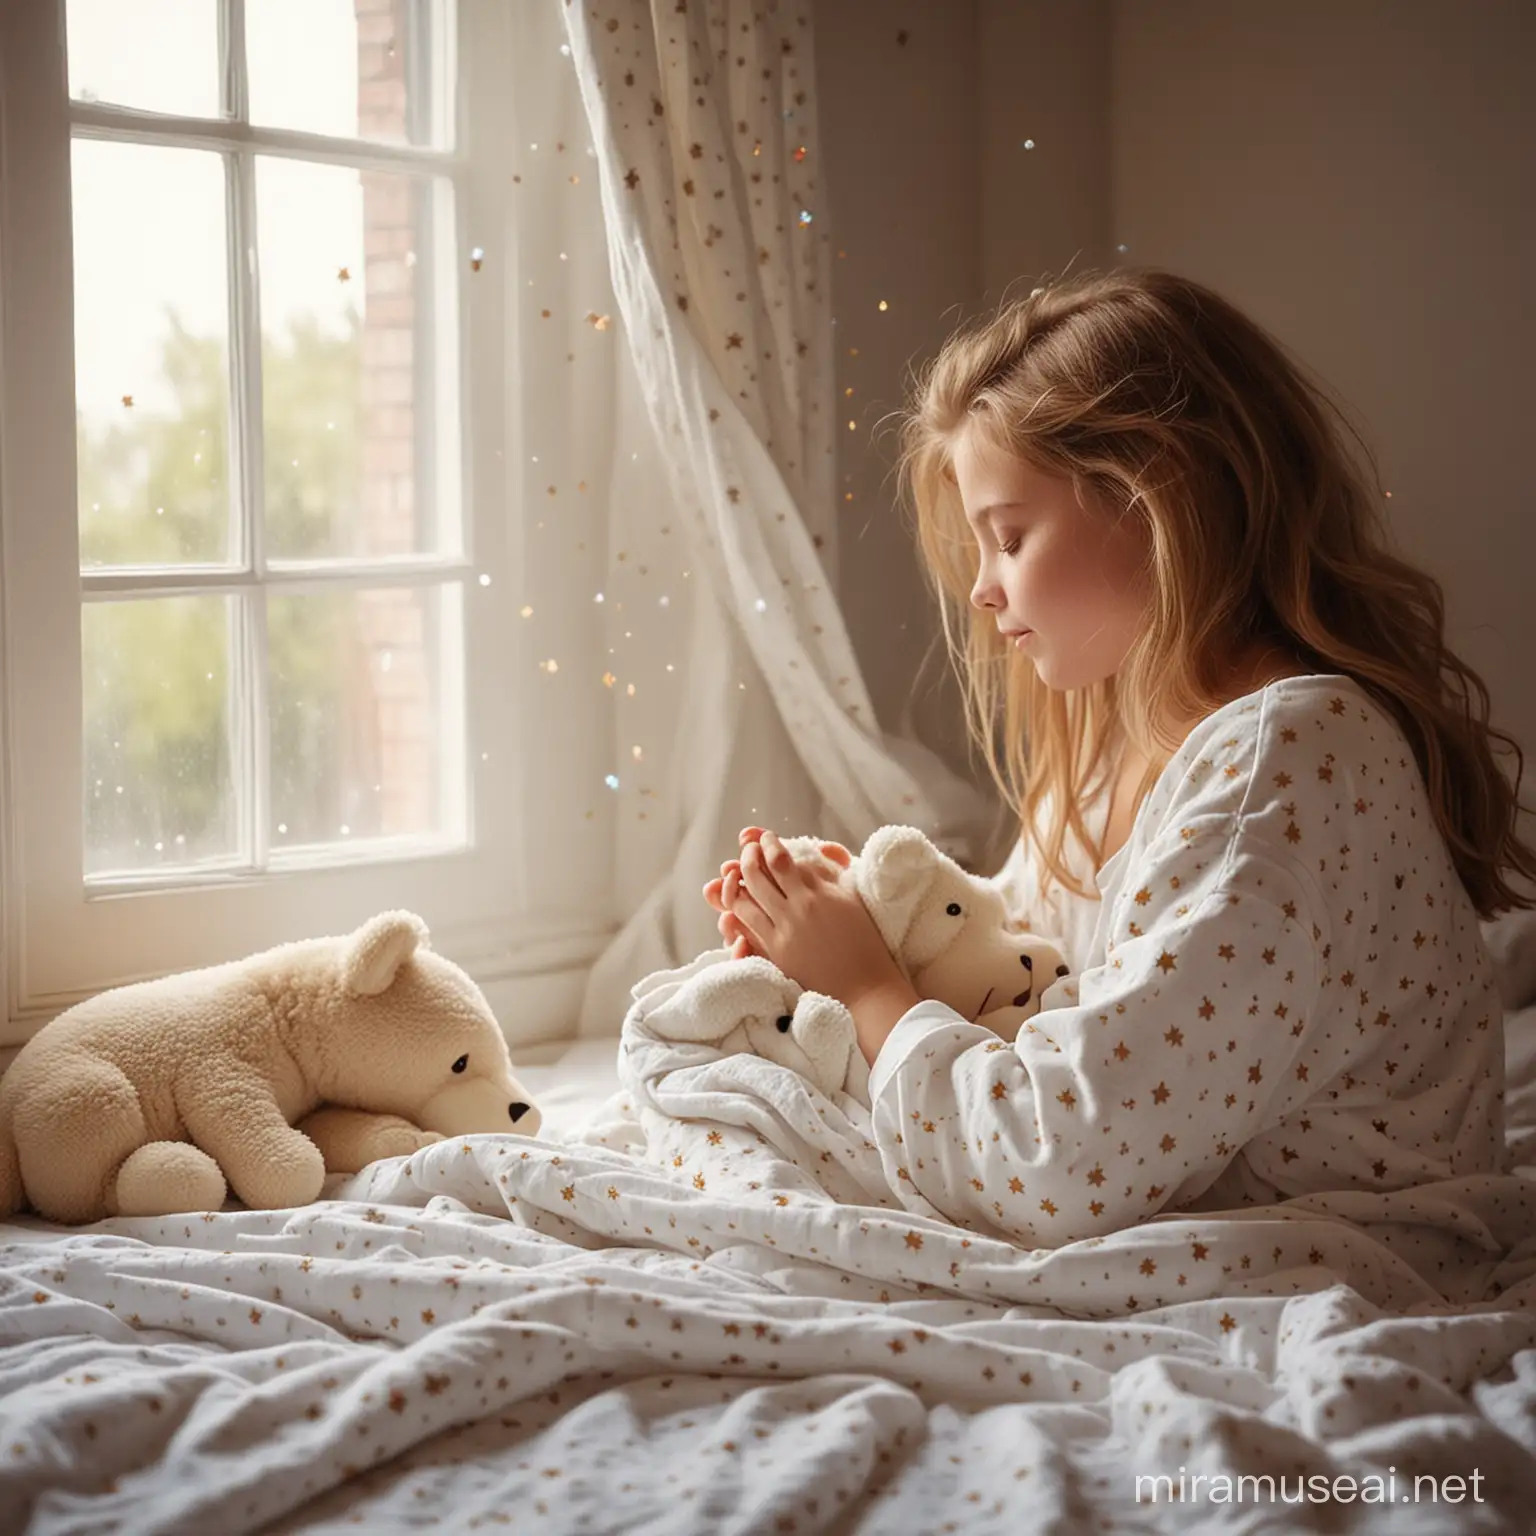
[{"left": 702, "top": 266, "right": 1536, "bottom": 1249}]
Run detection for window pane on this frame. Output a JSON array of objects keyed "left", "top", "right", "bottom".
[
  {"left": 67, "top": 0, "right": 221, "bottom": 118},
  {"left": 84, "top": 596, "right": 237, "bottom": 876},
  {"left": 246, "top": 0, "right": 445, "bottom": 147},
  {"left": 257, "top": 158, "right": 444, "bottom": 560},
  {"left": 73, "top": 139, "right": 231, "bottom": 568},
  {"left": 269, "top": 584, "right": 450, "bottom": 847}
]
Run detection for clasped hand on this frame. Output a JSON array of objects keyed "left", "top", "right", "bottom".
[{"left": 700, "top": 827, "right": 909, "bottom": 1010}]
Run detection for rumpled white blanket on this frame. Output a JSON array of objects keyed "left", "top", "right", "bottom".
[{"left": 6, "top": 953, "right": 1536, "bottom": 1531}]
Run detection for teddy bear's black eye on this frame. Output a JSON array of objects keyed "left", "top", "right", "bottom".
[
  {"left": 1056, "top": 964, "right": 1070, "bottom": 977},
  {"left": 1021, "top": 954, "right": 1032, "bottom": 970},
  {"left": 452, "top": 1054, "right": 468, "bottom": 1073},
  {"left": 776, "top": 1015, "right": 793, "bottom": 1033},
  {"left": 946, "top": 902, "right": 961, "bottom": 916}
]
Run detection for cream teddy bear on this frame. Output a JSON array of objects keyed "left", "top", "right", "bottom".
[{"left": 0, "top": 911, "right": 541, "bottom": 1224}]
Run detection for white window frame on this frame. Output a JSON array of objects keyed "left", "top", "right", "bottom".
[{"left": 0, "top": 0, "right": 532, "bottom": 1044}]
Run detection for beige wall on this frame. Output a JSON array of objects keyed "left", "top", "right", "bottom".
[
  {"left": 814, "top": 0, "right": 984, "bottom": 813},
  {"left": 818, "top": 0, "right": 1535, "bottom": 867}
]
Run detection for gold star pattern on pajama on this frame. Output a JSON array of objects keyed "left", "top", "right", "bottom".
[{"left": 867, "top": 675, "right": 1505, "bottom": 1246}]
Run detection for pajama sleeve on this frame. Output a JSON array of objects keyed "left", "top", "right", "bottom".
[{"left": 866, "top": 826, "right": 1328, "bottom": 1246}]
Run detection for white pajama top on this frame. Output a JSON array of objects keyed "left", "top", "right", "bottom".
[{"left": 868, "top": 674, "right": 1507, "bottom": 1246}]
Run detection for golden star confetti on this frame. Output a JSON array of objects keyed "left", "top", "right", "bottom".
[
  {"left": 585, "top": 312, "right": 611, "bottom": 330},
  {"left": 793, "top": 145, "right": 807, "bottom": 162},
  {"left": 470, "top": 246, "right": 485, "bottom": 271},
  {"left": 336, "top": 266, "right": 350, "bottom": 282},
  {"left": 120, "top": 394, "right": 134, "bottom": 408}
]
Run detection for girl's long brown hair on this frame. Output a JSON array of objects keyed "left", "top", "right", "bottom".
[{"left": 897, "top": 267, "right": 1535, "bottom": 920}]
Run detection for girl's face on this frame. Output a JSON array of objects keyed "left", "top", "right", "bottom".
[{"left": 954, "top": 422, "right": 1150, "bottom": 692}]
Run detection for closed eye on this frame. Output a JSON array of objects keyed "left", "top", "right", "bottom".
[{"left": 997, "top": 537, "right": 1021, "bottom": 557}]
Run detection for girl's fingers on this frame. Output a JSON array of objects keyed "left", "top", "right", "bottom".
[
  {"left": 738, "top": 841, "right": 786, "bottom": 908},
  {"left": 704, "top": 860, "right": 745, "bottom": 913},
  {"left": 758, "top": 829, "right": 794, "bottom": 867},
  {"left": 719, "top": 911, "right": 756, "bottom": 959},
  {"left": 723, "top": 869, "right": 771, "bottom": 942}
]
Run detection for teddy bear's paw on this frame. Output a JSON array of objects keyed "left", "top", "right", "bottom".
[
  {"left": 113, "top": 1140, "right": 228, "bottom": 1218},
  {"left": 232, "top": 1136, "right": 328, "bottom": 1211},
  {"left": 366, "top": 1124, "right": 442, "bottom": 1161}
]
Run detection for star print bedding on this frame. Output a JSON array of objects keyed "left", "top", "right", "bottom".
[{"left": 3, "top": 923, "right": 1536, "bottom": 1535}]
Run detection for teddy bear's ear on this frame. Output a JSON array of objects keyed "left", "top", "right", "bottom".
[
  {"left": 857, "top": 825, "right": 941, "bottom": 944},
  {"left": 342, "top": 911, "right": 430, "bottom": 997},
  {"left": 644, "top": 957, "right": 789, "bottom": 1043}
]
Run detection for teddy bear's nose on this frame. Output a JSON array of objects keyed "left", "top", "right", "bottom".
[
  {"left": 509, "top": 1102, "right": 532, "bottom": 1123},
  {"left": 1056, "top": 964, "right": 1070, "bottom": 977}
]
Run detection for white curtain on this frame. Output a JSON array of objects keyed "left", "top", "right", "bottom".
[{"left": 499, "top": 0, "right": 991, "bottom": 1039}]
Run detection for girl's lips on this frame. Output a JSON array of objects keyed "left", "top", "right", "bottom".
[{"left": 1014, "top": 630, "right": 1034, "bottom": 647}]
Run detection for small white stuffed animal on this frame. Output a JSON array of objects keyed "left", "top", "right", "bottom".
[{"left": 632, "top": 949, "right": 871, "bottom": 1105}]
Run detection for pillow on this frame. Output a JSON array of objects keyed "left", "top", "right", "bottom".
[{"left": 1482, "top": 909, "right": 1536, "bottom": 1012}]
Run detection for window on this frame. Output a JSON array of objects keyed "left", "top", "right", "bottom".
[{"left": 0, "top": 0, "right": 524, "bottom": 1035}]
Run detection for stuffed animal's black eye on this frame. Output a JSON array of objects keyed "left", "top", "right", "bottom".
[
  {"left": 1056, "top": 964, "right": 1070, "bottom": 977},
  {"left": 1021, "top": 954, "right": 1032, "bottom": 970},
  {"left": 776, "top": 1015, "right": 793, "bottom": 1033},
  {"left": 946, "top": 902, "right": 961, "bottom": 916},
  {"left": 452, "top": 1054, "right": 468, "bottom": 1073}
]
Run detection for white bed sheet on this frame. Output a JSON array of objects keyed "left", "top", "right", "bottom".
[
  {"left": 513, "top": 1035, "right": 626, "bottom": 1140},
  {"left": 5, "top": 992, "right": 1536, "bottom": 1532}
]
